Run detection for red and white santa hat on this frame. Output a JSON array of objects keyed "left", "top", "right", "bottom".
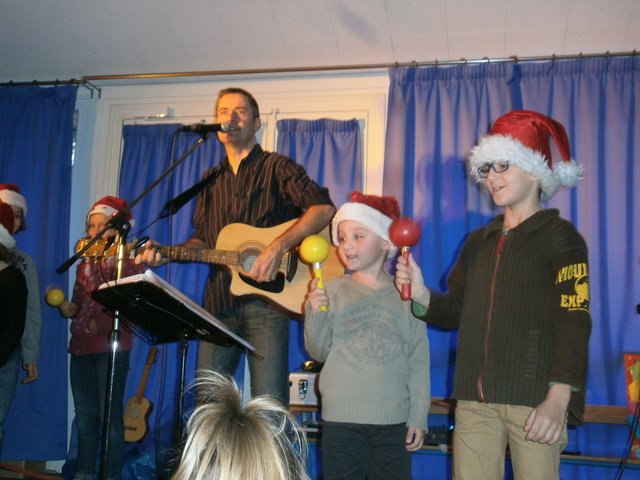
[
  {"left": 0, "top": 201, "right": 16, "bottom": 249},
  {"left": 0, "top": 184, "right": 27, "bottom": 217},
  {"left": 87, "top": 195, "right": 135, "bottom": 227},
  {"left": 468, "top": 110, "right": 583, "bottom": 201},
  {"left": 331, "top": 191, "right": 401, "bottom": 258}
]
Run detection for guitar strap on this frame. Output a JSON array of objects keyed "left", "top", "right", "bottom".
[{"left": 159, "top": 166, "right": 223, "bottom": 219}]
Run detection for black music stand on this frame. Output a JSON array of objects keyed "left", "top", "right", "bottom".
[
  {"left": 93, "top": 269, "right": 254, "bottom": 350},
  {"left": 91, "top": 270, "right": 255, "bottom": 446}
]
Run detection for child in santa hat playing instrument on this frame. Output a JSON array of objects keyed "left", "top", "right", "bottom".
[
  {"left": 58, "top": 195, "right": 144, "bottom": 480},
  {"left": 305, "top": 191, "right": 430, "bottom": 480},
  {"left": 395, "top": 110, "right": 591, "bottom": 480},
  {"left": 0, "top": 200, "right": 28, "bottom": 456}
]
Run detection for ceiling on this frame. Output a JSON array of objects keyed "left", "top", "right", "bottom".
[{"left": 0, "top": 0, "right": 638, "bottom": 84}]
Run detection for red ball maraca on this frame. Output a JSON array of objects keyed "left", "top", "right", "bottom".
[
  {"left": 300, "top": 234, "right": 330, "bottom": 311},
  {"left": 389, "top": 217, "right": 421, "bottom": 301}
]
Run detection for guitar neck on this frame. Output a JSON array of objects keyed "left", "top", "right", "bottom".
[
  {"left": 135, "top": 347, "right": 157, "bottom": 402},
  {"left": 158, "top": 245, "right": 291, "bottom": 271},
  {"left": 158, "top": 246, "right": 239, "bottom": 266}
]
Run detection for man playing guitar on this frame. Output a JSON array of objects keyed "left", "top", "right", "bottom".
[{"left": 137, "top": 87, "right": 335, "bottom": 403}]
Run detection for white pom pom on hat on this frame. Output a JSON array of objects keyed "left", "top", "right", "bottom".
[{"left": 468, "top": 110, "right": 583, "bottom": 201}]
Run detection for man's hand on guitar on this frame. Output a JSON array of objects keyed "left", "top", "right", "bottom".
[
  {"left": 249, "top": 241, "right": 283, "bottom": 282},
  {"left": 135, "top": 240, "right": 168, "bottom": 267}
]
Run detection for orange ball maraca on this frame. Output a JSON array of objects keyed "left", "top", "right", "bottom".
[
  {"left": 300, "top": 234, "right": 330, "bottom": 311},
  {"left": 389, "top": 217, "right": 421, "bottom": 301}
]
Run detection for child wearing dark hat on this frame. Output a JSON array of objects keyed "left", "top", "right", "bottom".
[
  {"left": 304, "top": 191, "right": 430, "bottom": 480},
  {"left": 395, "top": 110, "right": 591, "bottom": 480},
  {"left": 0, "top": 200, "right": 28, "bottom": 456},
  {"left": 58, "top": 195, "right": 144, "bottom": 480}
]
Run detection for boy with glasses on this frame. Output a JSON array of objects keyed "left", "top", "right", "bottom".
[{"left": 395, "top": 110, "right": 591, "bottom": 480}]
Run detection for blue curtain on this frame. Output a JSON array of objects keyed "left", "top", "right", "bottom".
[
  {"left": 276, "top": 118, "right": 362, "bottom": 207},
  {"left": 276, "top": 117, "right": 362, "bottom": 379},
  {"left": 116, "top": 119, "right": 361, "bottom": 477},
  {"left": 116, "top": 124, "right": 226, "bottom": 475},
  {"left": 383, "top": 57, "right": 640, "bottom": 478},
  {"left": 0, "top": 85, "right": 77, "bottom": 459}
]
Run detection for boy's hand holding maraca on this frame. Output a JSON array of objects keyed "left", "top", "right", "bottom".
[
  {"left": 394, "top": 252, "right": 430, "bottom": 308},
  {"left": 300, "top": 234, "right": 330, "bottom": 312},
  {"left": 389, "top": 217, "right": 421, "bottom": 301},
  {"left": 306, "top": 276, "right": 330, "bottom": 312}
]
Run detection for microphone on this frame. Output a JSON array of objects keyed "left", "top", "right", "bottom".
[{"left": 178, "top": 122, "right": 232, "bottom": 134}]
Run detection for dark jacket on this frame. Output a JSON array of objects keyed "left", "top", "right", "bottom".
[
  {"left": 0, "top": 265, "right": 27, "bottom": 367},
  {"left": 414, "top": 209, "right": 591, "bottom": 424}
]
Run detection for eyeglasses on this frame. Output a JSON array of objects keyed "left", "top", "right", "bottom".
[{"left": 477, "top": 161, "right": 510, "bottom": 178}]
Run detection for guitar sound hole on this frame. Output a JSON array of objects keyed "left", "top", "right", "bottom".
[{"left": 238, "top": 251, "right": 258, "bottom": 274}]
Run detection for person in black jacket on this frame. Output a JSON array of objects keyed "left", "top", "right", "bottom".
[{"left": 0, "top": 200, "right": 28, "bottom": 455}]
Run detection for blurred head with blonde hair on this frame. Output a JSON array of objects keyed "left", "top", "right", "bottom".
[{"left": 171, "top": 370, "right": 310, "bottom": 480}]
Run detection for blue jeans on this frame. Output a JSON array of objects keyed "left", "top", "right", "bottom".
[
  {"left": 70, "top": 351, "right": 129, "bottom": 480},
  {"left": 197, "top": 300, "right": 290, "bottom": 403},
  {"left": 0, "top": 347, "right": 21, "bottom": 456}
]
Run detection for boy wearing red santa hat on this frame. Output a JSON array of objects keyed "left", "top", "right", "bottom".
[
  {"left": 0, "top": 200, "right": 28, "bottom": 455},
  {"left": 305, "top": 191, "right": 430, "bottom": 480},
  {"left": 396, "top": 110, "right": 591, "bottom": 480},
  {"left": 0, "top": 184, "right": 40, "bottom": 386}
]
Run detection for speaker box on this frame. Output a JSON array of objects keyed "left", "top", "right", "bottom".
[{"left": 289, "top": 372, "right": 320, "bottom": 406}]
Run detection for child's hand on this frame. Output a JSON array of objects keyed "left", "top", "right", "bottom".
[
  {"left": 524, "top": 383, "right": 570, "bottom": 444},
  {"left": 395, "top": 252, "right": 430, "bottom": 306},
  {"left": 405, "top": 425, "right": 425, "bottom": 452},
  {"left": 22, "top": 363, "right": 38, "bottom": 384},
  {"left": 59, "top": 300, "right": 78, "bottom": 318},
  {"left": 135, "top": 240, "right": 167, "bottom": 267},
  {"left": 305, "top": 277, "right": 329, "bottom": 312}
]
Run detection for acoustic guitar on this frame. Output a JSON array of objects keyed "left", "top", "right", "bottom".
[
  {"left": 156, "top": 219, "right": 345, "bottom": 316},
  {"left": 123, "top": 346, "right": 157, "bottom": 442}
]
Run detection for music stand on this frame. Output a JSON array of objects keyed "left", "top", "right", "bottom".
[
  {"left": 92, "top": 270, "right": 255, "bottom": 445},
  {"left": 93, "top": 269, "right": 254, "bottom": 350}
]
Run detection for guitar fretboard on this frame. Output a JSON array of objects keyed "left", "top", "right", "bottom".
[
  {"left": 159, "top": 246, "right": 239, "bottom": 266},
  {"left": 158, "top": 245, "right": 291, "bottom": 272}
]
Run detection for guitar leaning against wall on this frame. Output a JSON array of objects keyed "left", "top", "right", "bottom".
[{"left": 123, "top": 346, "right": 157, "bottom": 442}]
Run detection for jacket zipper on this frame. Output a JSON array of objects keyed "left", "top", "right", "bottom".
[{"left": 477, "top": 231, "right": 507, "bottom": 402}]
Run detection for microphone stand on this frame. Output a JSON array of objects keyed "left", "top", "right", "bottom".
[
  {"left": 100, "top": 215, "right": 128, "bottom": 480},
  {"left": 55, "top": 131, "right": 211, "bottom": 480}
]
